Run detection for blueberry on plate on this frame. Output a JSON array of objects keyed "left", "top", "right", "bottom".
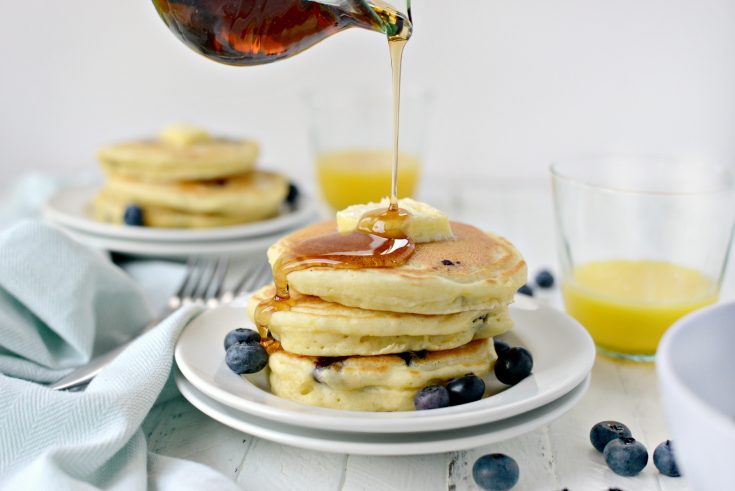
[
  {"left": 517, "top": 284, "right": 533, "bottom": 297},
  {"left": 603, "top": 437, "right": 648, "bottom": 476},
  {"left": 590, "top": 420, "right": 633, "bottom": 453},
  {"left": 414, "top": 385, "right": 450, "bottom": 410},
  {"left": 225, "top": 342, "right": 268, "bottom": 374},
  {"left": 446, "top": 374, "right": 485, "bottom": 406},
  {"left": 123, "top": 204, "right": 144, "bottom": 226},
  {"left": 534, "top": 269, "right": 555, "bottom": 288},
  {"left": 493, "top": 339, "right": 511, "bottom": 357},
  {"left": 494, "top": 347, "right": 533, "bottom": 385},
  {"left": 224, "top": 328, "right": 261, "bottom": 351},
  {"left": 472, "top": 453, "right": 519, "bottom": 491},
  {"left": 285, "top": 182, "right": 300, "bottom": 206},
  {"left": 653, "top": 440, "right": 681, "bottom": 477}
]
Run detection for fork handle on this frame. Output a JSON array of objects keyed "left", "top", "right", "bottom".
[
  {"left": 48, "top": 314, "right": 165, "bottom": 391},
  {"left": 48, "top": 340, "right": 132, "bottom": 391}
]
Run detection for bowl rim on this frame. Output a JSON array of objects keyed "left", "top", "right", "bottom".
[{"left": 657, "top": 300, "right": 735, "bottom": 434}]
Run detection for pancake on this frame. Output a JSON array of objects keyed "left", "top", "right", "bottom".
[
  {"left": 267, "top": 338, "right": 496, "bottom": 411},
  {"left": 103, "top": 170, "right": 288, "bottom": 217},
  {"left": 97, "top": 138, "right": 259, "bottom": 182},
  {"left": 247, "top": 285, "right": 512, "bottom": 356},
  {"left": 267, "top": 221, "right": 527, "bottom": 315},
  {"left": 90, "top": 190, "right": 277, "bottom": 228}
]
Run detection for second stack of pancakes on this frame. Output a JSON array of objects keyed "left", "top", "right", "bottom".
[{"left": 247, "top": 219, "right": 527, "bottom": 411}]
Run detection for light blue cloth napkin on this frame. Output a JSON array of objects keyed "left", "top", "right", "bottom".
[{"left": 0, "top": 221, "right": 240, "bottom": 491}]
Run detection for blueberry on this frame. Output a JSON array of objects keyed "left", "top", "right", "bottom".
[
  {"left": 446, "top": 374, "right": 485, "bottom": 406},
  {"left": 517, "top": 284, "right": 534, "bottom": 297},
  {"left": 472, "top": 453, "right": 519, "bottom": 491},
  {"left": 225, "top": 342, "right": 268, "bottom": 374},
  {"left": 603, "top": 437, "right": 648, "bottom": 476},
  {"left": 653, "top": 440, "right": 681, "bottom": 477},
  {"left": 123, "top": 204, "right": 144, "bottom": 226},
  {"left": 494, "top": 347, "right": 533, "bottom": 385},
  {"left": 285, "top": 182, "right": 300, "bottom": 205},
  {"left": 224, "top": 328, "right": 261, "bottom": 351},
  {"left": 534, "top": 270, "right": 555, "bottom": 288},
  {"left": 590, "top": 420, "right": 633, "bottom": 453},
  {"left": 414, "top": 385, "right": 450, "bottom": 410},
  {"left": 493, "top": 339, "right": 511, "bottom": 356}
]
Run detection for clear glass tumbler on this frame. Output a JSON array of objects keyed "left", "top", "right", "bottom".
[
  {"left": 304, "top": 87, "right": 433, "bottom": 210},
  {"left": 551, "top": 157, "right": 735, "bottom": 361}
]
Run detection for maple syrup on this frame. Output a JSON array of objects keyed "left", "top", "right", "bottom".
[
  {"left": 238, "top": 2, "right": 414, "bottom": 350},
  {"left": 152, "top": 0, "right": 412, "bottom": 66}
]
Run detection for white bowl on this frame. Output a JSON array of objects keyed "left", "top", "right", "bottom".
[{"left": 657, "top": 301, "right": 735, "bottom": 490}]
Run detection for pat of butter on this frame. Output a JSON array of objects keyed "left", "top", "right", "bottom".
[
  {"left": 337, "top": 197, "right": 454, "bottom": 243},
  {"left": 159, "top": 124, "right": 211, "bottom": 146}
]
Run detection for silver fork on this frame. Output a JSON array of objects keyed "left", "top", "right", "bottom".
[{"left": 49, "top": 257, "right": 268, "bottom": 391}]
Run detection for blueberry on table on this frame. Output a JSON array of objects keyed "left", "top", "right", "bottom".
[
  {"left": 517, "top": 284, "right": 533, "bottom": 297},
  {"left": 494, "top": 347, "right": 533, "bottom": 385},
  {"left": 224, "top": 328, "right": 261, "bottom": 351},
  {"left": 123, "top": 204, "right": 144, "bottom": 226},
  {"left": 653, "top": 440, "right": 681, "bottom": 477},
  {"left": 603, "top": 437, "right": 648, "bottom": 476},
  {"left": 225, "top": 342, "right": 268, "bottom": 374},
  {"left": 414, "top": 385, "right": 450, "bottom": 410},
  {"left": 493, "top": 339, "right": 511, "bottom": 356},
  {"left": 285, "top": 182, "right": 300, "bottom": 206},
  {"left": 534, "top": 269, "right": 555, "bottom": 288},
  {"left": 472, "top": 453, "right": 519, "bottom": 491},
  {"left": 446, "top": 374, "right": 485, "bottom": 406},
  {"left": 589, "top": 420, "right": 633, "bottom": 453}
]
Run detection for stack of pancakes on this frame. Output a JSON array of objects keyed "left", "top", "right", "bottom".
[
  {"left": 91, "top": 126, "right": 288, "bottom": 228},
  {"left": 247, "top": 220, "right": 527, "bottom": 411}
]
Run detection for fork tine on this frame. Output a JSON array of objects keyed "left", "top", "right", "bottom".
[
  {"left": 191, "top": 258, "right": 219, "bottom": 302},
  {"left": 168, "top": 257, "right": 200, "bottom": 309},
  {"left": 230, "top": 260, "right": 260, "bottom": 295},
  {"left": 204, "top": 258, "right": 229, "bottom": 308}
]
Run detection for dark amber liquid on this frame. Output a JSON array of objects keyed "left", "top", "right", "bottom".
[
  {"left": 254, "top": 207, "right": 415, "bottom": 351},
  {"left": 153, "top": 0, "right": 411, "bottom": 66}
]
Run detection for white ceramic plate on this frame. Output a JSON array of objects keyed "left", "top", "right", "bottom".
[
  {"left": 43, "top": 184, "right": 319, "bottom": 242},
  {"left": 54, "top": 226, "right": 282, "bottom": 259},
  {"left": 175, "top": 368, "right": 590, "bottom": 456},
  {"left": 175, "top": 295, "right": 595, "bottom": 433}
]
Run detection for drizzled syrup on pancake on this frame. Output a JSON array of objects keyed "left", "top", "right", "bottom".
[
  {"left": 255, "top": 33, "right": 413, "bottom": 354},
  {"left": 254, "top": 204, "right": 415, "bottom": 354}
]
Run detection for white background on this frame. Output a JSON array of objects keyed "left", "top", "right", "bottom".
[{"left": 1, "top": 0, "right": 735, "bottom": 193}]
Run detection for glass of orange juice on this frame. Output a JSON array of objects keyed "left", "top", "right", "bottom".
[
  {"left": 551, "top": 158, "right": 735, "bottom": 361},
  {"left": 304, "top": 87, "right": 432, "bottom": 210}
]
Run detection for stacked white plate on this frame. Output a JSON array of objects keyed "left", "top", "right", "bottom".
[
  {"left": 42, "top": 185, "right": 319, "bottom": 258},
  {"left": 174, "top": 295, "right": 596, "bottom": 456}
]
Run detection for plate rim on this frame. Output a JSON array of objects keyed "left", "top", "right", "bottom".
[
  {"left": 174, "top": 368, "right": 590, "bottom": 456},
  {"left": 174, "top": 298, "right": 596, "bottom": 433},
  {"left": 43, "top": 184, "right": 319, "bottom": 242}
]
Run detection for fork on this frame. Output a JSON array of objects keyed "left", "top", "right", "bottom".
[{"left": 49, "top": 257, "right": 271, "bottom": 391}]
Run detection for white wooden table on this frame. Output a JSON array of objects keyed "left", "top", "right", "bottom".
[{"left": 142, "top": 178, "right": 717, "bottom": 490}]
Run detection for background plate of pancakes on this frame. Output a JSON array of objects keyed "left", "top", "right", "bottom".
[
  {"left": 44, "top": 184, "right": 318, "bottom": 257},
  {"left": 174, "top": 294, "right": 595, "bottom": 439}
]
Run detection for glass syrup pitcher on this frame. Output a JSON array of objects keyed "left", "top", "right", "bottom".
[{"left": 152, "top": 0, "right": 412, "bottom": 66}]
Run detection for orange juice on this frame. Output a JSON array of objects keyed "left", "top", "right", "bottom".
[
  {"left": 315, "top": 149, "right": 420, "bottom": 210},
  {"left": 562, "top": 260, "right": 717, "bottom": 356}
]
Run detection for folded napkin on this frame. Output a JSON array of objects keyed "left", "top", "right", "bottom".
[{"left": 0, "top": 221, "right": 239, "bottom": 491}]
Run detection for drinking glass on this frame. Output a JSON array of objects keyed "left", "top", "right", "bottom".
[
  {"left": 304, "top": 87, "right": 433, "bottom": 210},
  {"left": 551, "top": 157, "right": 735, "bottom": 361}
]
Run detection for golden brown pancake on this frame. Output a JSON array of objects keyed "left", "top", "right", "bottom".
[
  {"left": 267, "top": 221, "right": 527, "bottom": 314},
  {"left": 267, "top": 339, "right": 496, "bottom": 411},
  {"left": 103, "top": 170, "right": 288, "bottom": 217},
  {"left": 247, "top": 285, "right": 512, "bottom": 356},
  {"left": 97, "top": 137, "right": 258, "bottom": 182}
]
